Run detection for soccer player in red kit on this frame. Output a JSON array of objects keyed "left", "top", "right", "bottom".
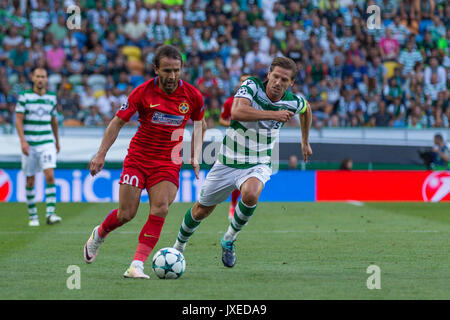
[
  {"left": 218, "top": 74, "right": 250, "bottom": 221},
  {"left": 83, "top": 45, "right": 206, "bottom": 279}
]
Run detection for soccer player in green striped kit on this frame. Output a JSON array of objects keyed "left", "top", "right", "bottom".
[
  {"left": 15, "top": 67, "right": 62, "bottom": 226},
  {"left": 173, "top": 57, "right": 313, "bottom": 267}
]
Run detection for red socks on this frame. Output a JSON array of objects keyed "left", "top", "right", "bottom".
[
  {"left": 97, "top": 209, "right": 165, "bottom": 263},
  {"left": 133, "top": 214, "right": 165, "bottom": 262},
  {"left": 231, "top": 189, "right": 241, "bottom": 208},
  {"left": 98, "top": 209, "right": 123, "bottom": 239}
]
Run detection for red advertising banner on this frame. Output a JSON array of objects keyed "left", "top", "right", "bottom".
[{"left": 316, "top": 170, "right": 450, "bottom": 202}]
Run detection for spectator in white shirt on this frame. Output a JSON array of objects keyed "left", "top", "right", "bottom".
[
  {"left": 148, "top": 1, "right": 168, "bottom": 25},
  {"left": 226, "top": 48, "right": 244, "bottom": 79},
  {"left": 185, "top": 2, "right": 206, "bottom": 23},
  {"left": 123, "top": 14, "right": 147, "bottom": 46},
  {"left": 96, "top": 88, "right": 118, "bottom": 118},
  {"left": 425, "top": 73, "right": 446, "bottom": 103},
  {"left": 29, "top": 0, "right": 50, "bottom": 30},
  {"left": 424, "top": 57, "right": 446, "bottom": 87},
  {"left": 244, "top": 42, "right": 270, "bottom": 72},
  {"left": 398, "top": 41, "right": 423, "bottom": 76},
  {"left": 2, "top": 26, "right": 24, "bottom": 51},
  {"left": 168, "top": 5, "right": 184, "bottom": 27}
]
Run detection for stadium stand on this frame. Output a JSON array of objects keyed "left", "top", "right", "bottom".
[{"left": 0, "top": 0, "right": 448, "bottom": 130}]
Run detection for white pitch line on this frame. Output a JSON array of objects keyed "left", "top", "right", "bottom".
[{"left": 347, "top": 200, "right": 365, "bottom": 206}]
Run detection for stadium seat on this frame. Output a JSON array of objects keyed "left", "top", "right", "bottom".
[
  {"left": 383, "top": 61, "right": 399, "bottom": 79},
  {"left": 94, "top": 89, "right": 106, "bottom": 99},
  {"left": 122, "top": 46, "right": 142, "bottom": 62},
  {"left": 68, "top": 74, "right": 83, "bottom": 87},
  {"left": 48, "top": 73, "right": 62, "bottom": 92},
  {"left": 87, "top": 74, "right": 107, "bottom": 92}
]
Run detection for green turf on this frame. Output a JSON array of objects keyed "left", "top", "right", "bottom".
[{"left": 0, "top": 201, "right": 448, "bottom": 300}]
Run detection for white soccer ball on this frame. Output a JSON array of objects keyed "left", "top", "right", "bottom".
[{"left": 152, "top": 247, "right": 186, "bottom": 279}]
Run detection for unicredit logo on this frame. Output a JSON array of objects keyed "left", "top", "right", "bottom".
[
  {"left": 0, "top": 169, "right": 12, "bottom": 202},
  {"left": 422, "top": 171, "right": 450, "bottom": 202}
]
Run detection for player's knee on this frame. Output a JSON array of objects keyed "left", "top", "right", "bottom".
[
  {"left": 241, "top": 191, "right": 259, "bottom": 207},
  {"left": 150, "top": 202, "right": 169, "bottom": 218},
  {"left": 26, "top": 176, "right": 35, "bottom": 188},
  {"left": 192, "top": 202, "right": 214, "bottom": 220},
  {"left": 117, "top": 208, "right": 136, "bottom": 224}
]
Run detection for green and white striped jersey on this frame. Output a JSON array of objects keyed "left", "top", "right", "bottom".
[
  {"left": 15, "top": 90, "right": 57, "bottom": 147},
  {"left": 218, "top": 77, "right": 307, "bottom": 168}
]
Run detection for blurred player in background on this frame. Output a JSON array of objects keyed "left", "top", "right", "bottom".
[
  {"left": 84, "top": 45, "right": 206, "bottom": 279},
  {"left": 219, "top": 73, "right": 251, "bottom": 221},
  {"left": 15, "top": 67, "right": 62, "bottom": 227},
  {"left": 173, "top": 57, "right": 312, "bottom": 267}
]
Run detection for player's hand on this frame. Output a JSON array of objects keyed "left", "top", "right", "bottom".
[
  {"left": 21, "top": 141, "right": 30, "bottom": 156},
  {"left": 190, "top": 158, "right": 200, "bottom": 179},
  {"left": 89, "top": 153, "right": 105, "bottom": 176},
  {"left": 273, "top": 110, "right": 294, "bottom": 123},
  {"left": 301, "top": 141, "right": 313, "bottom": 163},
  {"left": 55, "top": 141, "right": 61, "bottom": 154}
]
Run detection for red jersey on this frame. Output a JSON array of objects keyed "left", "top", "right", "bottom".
[
  {"left": 220, "top": 96, "right": 234, "bottom": 120},
  {"left": 116, "top": 77, "right": 204, "bottom": 166}
]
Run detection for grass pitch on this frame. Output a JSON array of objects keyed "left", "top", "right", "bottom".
[{"left": 0, "top": 201, "right": 448, "bottom": 300}]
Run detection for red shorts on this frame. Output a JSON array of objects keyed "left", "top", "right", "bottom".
[{"left": 119, "top": 157, "right": 181, "bottom": 190}]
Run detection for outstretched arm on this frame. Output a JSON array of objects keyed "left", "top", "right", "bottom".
[
  {"left": 299, "top": 102, "right": 313, "bottom": 162},
  {"left": 231, "top": 97, "right": 294, "bottom": 123},
  {"left": 89, "top": 116, "right": 126, "bottom": 176}
]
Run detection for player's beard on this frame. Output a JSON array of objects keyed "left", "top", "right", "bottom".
[
  {"left": 161, "top": 77, "right": 178, "bottom": 94},
  {"left": 34, "top": 82, "right": 46, "bottom": 93}
]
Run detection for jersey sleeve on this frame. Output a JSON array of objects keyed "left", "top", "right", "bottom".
[
  {"left": 296, "top": 95, "right": 308, "bottom": 115},
  {"left": 234, "top": 78, "right": 257, "bottom": 102},
  {"left": 190, "top": 89, "right": 205, "bottom": 121},
  {"left": 115, "top": 85, "right": 141, "bottom": 122},
  {"left": 15, "top": 94, "right": 26, "bottom": 114}
]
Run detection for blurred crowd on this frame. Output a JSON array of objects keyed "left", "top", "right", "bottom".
[{"left": 0, "top": 0, "right": 448, "bottom": 129}]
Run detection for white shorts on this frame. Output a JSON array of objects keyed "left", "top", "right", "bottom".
[
  {"left": 21, "top": 143, "right": 57, "bottom": 177},
  {"left": 198, "top": 161, "right": 272, "bottom": 207}
]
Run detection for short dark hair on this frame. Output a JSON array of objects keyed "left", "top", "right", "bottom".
[
  {"left": 153, "top": 45, "right": 183, "bottom": 68},
  {"left": 434, "top": 133, "right": 443, "bottom": 142},
  {"left": 269, "top": 57, "right": 297, "bottom": 80},
  {"left": 31, "top": 66, "right": 47, "bottom": 75}
]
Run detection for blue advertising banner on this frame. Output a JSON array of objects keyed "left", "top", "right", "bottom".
[{"left": 0, "top": 168, "right": 316, "bottom": 203}]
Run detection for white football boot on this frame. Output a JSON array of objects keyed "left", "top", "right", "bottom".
[
  {"left": 83, "top": 226, "right": 104, "bottom": 263},
  {"left": 123, "top": 261, "right": 150, "bottom": 279},
  {"left": 29, "top": 217, "right": 40, "bottom": 227},
  {"left": 46, "top": 214, "right": 62, "bottom": 225}
]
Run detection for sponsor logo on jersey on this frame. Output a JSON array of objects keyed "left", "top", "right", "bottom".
[
  {"left": 422, "top": 171, "right": 450, "bottom": 202},
  {"left": 149, "top": 103, "right": 160, "bottom": 108},
  {"left": 151, "top": 111, "right": 185, "bottom": 126},
  {"left": 178, "top": 102, "right": 189, "bottom": 114}
]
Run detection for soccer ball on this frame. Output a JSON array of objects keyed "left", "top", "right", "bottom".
[{"left": 152, "top": 247, "right": 186, "bottom": 279}]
